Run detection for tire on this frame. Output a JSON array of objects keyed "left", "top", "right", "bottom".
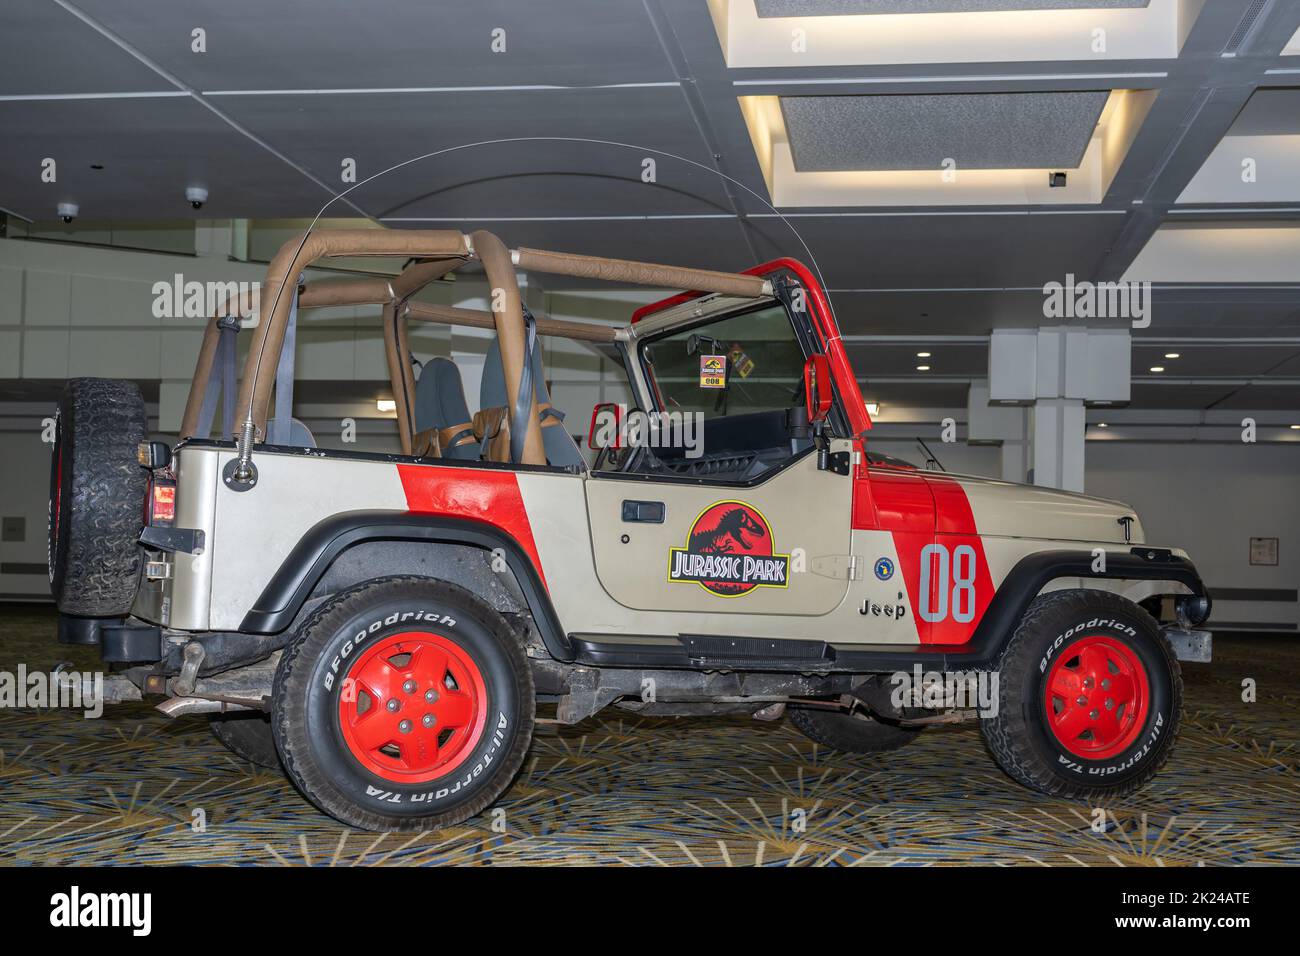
[
  {"left": 48, "top": 378, "right": 149, "bottom": 617},
  {"left": 981, "top": 588, "right": 1181, "bottom": 799},
  {"left": 209, "top": 713, "right": 281, "bottom": 770},
  {"left": 272, "top": 576, "right": 534, "bottom": 831},
  {"left": 788, "top": 705, "right": 920, "bottom": 753}
]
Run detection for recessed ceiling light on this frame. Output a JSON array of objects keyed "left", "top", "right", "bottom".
[
  {"left": 1149, "top": 366, "right": 1165, "bottom": 373},
  {"left": 916, "top": 351, "right": 931, "bottom": 358},
  {"left": 376, "top": 399, "right": 396, "bottom": 413},
  {"left": 865, "top": 402, "right": 880, "bottom": 416},
  {"left": 916, "top": 365, "right": 931, "bottom": 372},
  {"left": 1164, "top": 352, "right": 1180, "bottom": 359},
  {"left": 1097, "top": 423, "right": 1108, "bottom": 428},
  {"left": 1291, "top": 425, "right": 1300, "bottom": 430}
]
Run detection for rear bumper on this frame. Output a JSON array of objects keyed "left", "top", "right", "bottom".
[{"left": 1160, "top": 625, "right": 1212, "bottom": 663}]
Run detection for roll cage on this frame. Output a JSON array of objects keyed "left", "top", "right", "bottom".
[{"left": 178, "top": 230, "right": 864, "bottom": 471}]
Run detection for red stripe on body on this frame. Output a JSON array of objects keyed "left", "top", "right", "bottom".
[
  {"left": 854, "top": 464, "right": 933, "bottom": 643},
  {"left": 923, "top": 475, "right": 995, "bottom": 645},
  {"left": 855, "top": 464, "right": 997, "bottom": 646},
  {"left": 395, "top": 464, "right": 547, "bottom": 587}
]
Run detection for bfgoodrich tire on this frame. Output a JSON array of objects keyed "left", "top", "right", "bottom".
[
  {"left": 788, "top": 706, "right": 920, "bottom": 753},
  {"left": 48, "top": 378, "right": 149, "bottom": 616},
  {"left": 981, "top": 589, "right": 1181, "bottom": 799},
  {"left": 209, "top": 713, "right": 281, "bottom": 770},
  {"left": 272, "top": 576, "right": 534, "bottom": 831}
]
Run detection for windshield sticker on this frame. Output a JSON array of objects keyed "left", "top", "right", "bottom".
[
  {"left": 728, "top": 343, "right": 755, "bottom": 378},
  {"left": 699, "top": 354, "right": 727, "bottom": 389},
  {"left": 668, "top": 501, "right": 790, "bottom": 597}
]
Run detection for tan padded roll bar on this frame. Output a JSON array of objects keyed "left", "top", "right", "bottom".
[
  {"left": 406, "top": 302, "right": 618, "bottom": 343},
  {"left": 235, "top": 229, "right": 469, "bottom": 437},
  {"left": 387, "top": 258, "right": 465, "bottom": 454},
  {"left": 471, "top": 230, "right": 546, "bottom": 467},
  {"left": 513, "top": 247, "right": 769, "bottom": 298}
]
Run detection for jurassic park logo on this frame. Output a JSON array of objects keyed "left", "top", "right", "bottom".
[{"left": 668, "top": 501, "right": 790, "bottom": 597}]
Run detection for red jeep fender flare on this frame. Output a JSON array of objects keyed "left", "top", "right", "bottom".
[{"left": 238, "top": 510, "right": 573, "bottom": 661}]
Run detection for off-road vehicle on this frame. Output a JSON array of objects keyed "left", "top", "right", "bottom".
[{"left": 48, "top": 229, "right": 1211, "bottom": 830}]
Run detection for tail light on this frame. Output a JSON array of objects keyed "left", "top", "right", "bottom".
[{"left": 147, "top": 476, "right": 176, "bottom": 527}]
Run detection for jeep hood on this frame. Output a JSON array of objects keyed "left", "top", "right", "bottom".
[{"left": 935, "top": 473, "right": 1141, "bottom": 545}]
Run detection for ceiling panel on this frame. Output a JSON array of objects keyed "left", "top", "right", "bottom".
[
  {"left": 211, "top": 87, "right": 730, "bottom": 219},
  {"left": 1223, "top": 88, "right": 1300, "bottom": 137},
  {"left": 0, "top": 97, "right": 329, "bottom": 220},
  {"left": 0, "top": 0, "right": 166, "bottom": 96},
  {"left": 743, "top": 212, "right": 1130, "bottom": 293},
  {"left": 782, "top": 92, "right": 1110, "bottom": 171},
  {"left": 854, "top": 380, "right": 973, "bottom": 408},
  {"left": 1196, "top": 382, "right": 1300, "bottom": 410},
  {"left": 75, "top": 0, "right": 672, "bottom": 90},
  {"left": 846, "top": 341, "right": 988, "bottom": 376},
  {"left": 1134, "top": 345, "right": 1300, "bottom": 377}
]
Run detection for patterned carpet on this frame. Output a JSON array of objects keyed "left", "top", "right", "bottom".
[{"left": 0, "top": 605, "right": 1296, "bottom": 866}]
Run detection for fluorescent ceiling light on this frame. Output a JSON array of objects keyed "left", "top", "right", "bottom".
[
  {"left": 1164, "top": 352, "right": 1180, "bottom": 358},
  {"left": 376, "top": 399, "right": 397, "bottom": 413},
  {"left": 865, "top": 402, "right": 880, "bottom": 415},
  {"left": 916, "top": 365, "right": 931, "bottom": 371},
  {"left": 1148, "top": 366, "right": 1164, "bottom": 373}
]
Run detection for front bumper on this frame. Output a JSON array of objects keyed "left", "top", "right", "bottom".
[{"left": 1160, "top": 625, "right": 1212, "bottom": 663}]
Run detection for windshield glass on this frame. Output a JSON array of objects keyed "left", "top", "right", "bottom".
[{"left": 640, "top": 304, "right": 805, "bottom": 417}]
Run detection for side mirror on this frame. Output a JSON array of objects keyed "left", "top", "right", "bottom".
[
  {"left": 803, "top": 353, "right": 833, "bottom": 425},
  {"left": 587, "top": 402, "right": 622, "bottom": 450}
]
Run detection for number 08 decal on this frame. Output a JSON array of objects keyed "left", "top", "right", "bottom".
[{"left": 919, "top": 543, "right": 978, "bottom": 624}]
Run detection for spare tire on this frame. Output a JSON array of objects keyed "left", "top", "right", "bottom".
[{"left": 48, "top": 378, "right": 149, "bottom": 617}]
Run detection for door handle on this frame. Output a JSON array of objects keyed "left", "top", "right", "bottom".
[{"left": 621, "top": 500, "right": 665, "bottom": 523}]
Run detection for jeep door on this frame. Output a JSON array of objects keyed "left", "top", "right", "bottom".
[{"left": 583, "top": 297, "right": 853, "bottom": 616}]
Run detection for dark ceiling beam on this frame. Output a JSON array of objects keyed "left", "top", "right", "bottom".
[
  {"left": 641, "top": 0, "right": 761, "bottom": 264},
  {"left": 1092, "top": 0, "right": 1300, "bottom": 279}
]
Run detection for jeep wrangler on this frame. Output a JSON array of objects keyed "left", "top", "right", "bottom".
[{"left": 47, "top": 228, "right": 1212, "bottom": 831}]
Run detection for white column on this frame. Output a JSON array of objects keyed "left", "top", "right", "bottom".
[
  {"left": 1031, "top": 397, "right": 1086, "bottom": 492},
  {"left": 987, "top": 326, "right": 1130, "bottom": 492}
]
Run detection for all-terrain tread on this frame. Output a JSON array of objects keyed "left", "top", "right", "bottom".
[
  {"left": 50, "top": 378, "right": 148, "bottom": 616},
  {"left": 209, "top": 713, "right": 282, "bottom": 769},
  {"left": 980, "top": 588, "right": 1182, "bottom": 799},
  {"left": 788, "top": 705, "right": 920, "bottom": 753},
  {"left": 272, "top": 575, "right": 534, "bottom": 831}
]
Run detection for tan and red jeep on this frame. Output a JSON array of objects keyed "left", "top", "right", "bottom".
[{"left": 48, "top": 229, "right": 1211, "bottom": 831}]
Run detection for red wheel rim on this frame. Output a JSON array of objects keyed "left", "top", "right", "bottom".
[
  {"left": 337, "top": 631, "right": 488, "bottom": 783},
  {"left": 1043, "top": 635, "right": 1149, "bottom": 760}
]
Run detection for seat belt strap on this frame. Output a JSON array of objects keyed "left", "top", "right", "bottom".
[
  {"left": 196, "top": 314, "right": 240, "bottom": 440},
  {"left": 509, "top": 309, "right": 538, "bottom": 464},
  {"left": 270, "top": 275, "right": 303, "bottom": 446}
]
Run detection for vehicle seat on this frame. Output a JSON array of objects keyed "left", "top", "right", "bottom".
[
  {"left": 480, "top": 337, "right": 584, "bottom": 467},
  {"left": 413, "top": 356, "right": 478, "bottom": 460}
]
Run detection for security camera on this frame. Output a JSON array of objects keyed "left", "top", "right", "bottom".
[
  {"left": 57, "top": 202, "right": 78, "bottom": 224},
  {"left": 186, "top": 186, "right": 208, "bottom": 210}
]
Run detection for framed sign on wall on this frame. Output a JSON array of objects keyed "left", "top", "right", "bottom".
[{"left": 1249, "top": 537, "right": 1279, "bottom": 567}]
